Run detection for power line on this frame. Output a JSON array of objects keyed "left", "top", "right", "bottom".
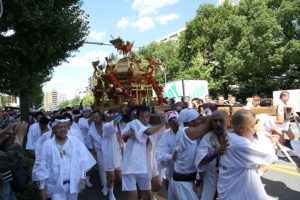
[{"left": 84, "top": 41, "right": 142, "bottom": 49}]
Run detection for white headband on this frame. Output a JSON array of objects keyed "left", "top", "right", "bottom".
[
  {"left": 82, "top": 106, "right": 92, "bottom": 112},
  {"left": 52, "top": 119, "right": 70, "bottom": 128},
  {"left": 165, "top": 110, "right": 179, "bottom": 123},
  {"left": 106, "top": 112, "right": 119, "bottom": 118}
]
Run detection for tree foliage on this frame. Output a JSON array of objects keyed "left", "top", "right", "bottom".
[
  {"left": 82, "top": 92, "right": 94, "bottom": 107},
  {"left": 179, "top": 0, "right": 300, "bottom": 100},
  {"left": 58, "top": 100, "right": 71, "bottom": 109},
  {"left": 0, "top": 96, "right": 11, "bottom": 108},
  {"left": 71, "top": 97, "right": 81, "bottom": 107},
  {"left": 136, "top": 40, "right": 184, "bottom": 84},
  {"left": 0, "top": 0, "right": 89, "bottom": 120}
]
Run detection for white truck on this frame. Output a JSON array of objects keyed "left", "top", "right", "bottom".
[
  {"left": 162, "top": 79, "right": 209, "bottom": 101},
  {"left": 273, "top": 89, "right": 300, "bottom": 113}
]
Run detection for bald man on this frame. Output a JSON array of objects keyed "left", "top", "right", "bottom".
[
  {"left": 194, "top": 110, "right": 229, "bottom": 200},
  {"left": 217, "top": 110, "right": 277, "bottom": 200}
]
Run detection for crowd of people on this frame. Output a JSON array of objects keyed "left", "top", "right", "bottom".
[
  {"left": 162, "top": 93, "right": 272, "bottom": 112},
  {"left": 0, "top": 90, "right": 300, "bottom": 200}
]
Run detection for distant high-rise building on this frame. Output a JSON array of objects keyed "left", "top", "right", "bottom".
[
  {"left": 156, "top": 27, "right": 186, "bottom": 43},
  {"left": 51, "top": 89, "right": 58, "bottom": 108},
  {"left": 43, "top": 89, "right": 67, "bottom": 110},
  {"left": 75, "top": 84, "right": 90, "bottom": 99},
  {"left": 58, "top": 93, "right": 67, "bottom": 105}
]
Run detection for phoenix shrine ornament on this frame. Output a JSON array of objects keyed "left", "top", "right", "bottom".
[{"left": 91, "top": 37, "right": 165, "bottom": 112}]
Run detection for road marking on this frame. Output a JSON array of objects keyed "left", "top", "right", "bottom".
[
  {"left": 269, "top": 166, "right": 300, "bottom": 177},
  {"left": 271, "top": 163, "right": 297, "bottom": 170},
  {"left": 156, "top": 195, "right": 166, "bottom": 200}
]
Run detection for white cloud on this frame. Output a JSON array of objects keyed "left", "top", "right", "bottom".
[
  {"left": 134, "top": 17, "right": 155, "bottom": 31},
  {"left": 45, "top": 78, "right": 70, "bottom": 85},
  {"left": 43, "top": 78, "right": 72, "bottom": 96},
  {"left": 155, "top": 13, "right": 179, "bottom": 24},
  {"left": 67, "top": 50, "right": 109, "bottom": 68},
  {"left": 88, "top": 30, "right": 106, "bottom": 41},
  {"left": 132, "top": 0, "right": 179, "bottom": 16},
  {"left": 218, "top": 0, "right": 240, "bottom": 6},
  {"left": 117, "top": 17, "right": 131, "bottom": 28},
  {"left": 117, "top": 16, "right": 154, "bottom": 32}
]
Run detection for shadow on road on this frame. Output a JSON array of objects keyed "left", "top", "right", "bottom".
[{"left": 262, "top": 177, "right": 300, "bottom": 200}]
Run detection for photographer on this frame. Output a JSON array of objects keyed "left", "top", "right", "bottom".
[{"left": 0, "top": 122, "right": 28, "bottom": 200}]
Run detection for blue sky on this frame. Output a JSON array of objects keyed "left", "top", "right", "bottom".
[{"left": 43, "top": 0, "right": 223, "bottom": 99}]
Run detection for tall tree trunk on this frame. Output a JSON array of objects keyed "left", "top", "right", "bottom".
[{"left": 20, "top": 64, "right": 29, "bottom": 122}]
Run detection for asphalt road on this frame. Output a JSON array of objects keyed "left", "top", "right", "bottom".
[{"left": 79, "top": 123, "right": 300, "bottom": 200}]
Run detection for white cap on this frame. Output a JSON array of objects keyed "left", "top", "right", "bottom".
[
  {"left": 179, "top": 108, "right": 199, "bottom": 126},
  {"left": 165, "top": 110, "right": 179, "bottom": 123}
]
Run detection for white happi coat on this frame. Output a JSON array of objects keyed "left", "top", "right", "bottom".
[
  {"left": 33, "top": 130, "right": 52, "bottom": 181},
  {"left": 87, "top": 121, "right": 103, "bottom": 151},
  {"left": 249, "top": 131, "right": 276, "bottom": 158},
  {"left": 218, "top": 132, "right": 278, "bottom": 200},
  {"left": 263, "top": 115, "right": 290, "bottom": 133},
  {"left": 32, "top": 136, "right": 96, "bottom": 195},
  {"left": 146, "top": 125, "right": 165, "bottom": 178},
  {"left": 194, "top": 131, "right": 225, "bottom": 200},
  {"left": 169, "top": 127, "right": 199, "bottom": 200},
  {"left": 156, "top": 128, "right": 180, "bottom": 181},
  {"left": 122, "top": 119, "right": 149, "bottom": 175},
  {"left": 78, "top": 118, "right": 91, "bottom": 147},
  {"left": 102, "top": 121, "right": 122, "bottom": 170},
  {"left": 68, "top": 123, "right": 85, "bottom": 144},
  {"left": 26, "top": 123, "right": 41, "bottom": 150}
]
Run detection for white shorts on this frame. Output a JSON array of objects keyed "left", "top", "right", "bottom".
[
  {"left": 122, "top": 174, "right": 151, "bottom": 191},
  {"left": 105, "top": 167, "right": 121, "bottom": 172},
  {"left": 51, "top": 184, "right": 78, "bottom": 200}
]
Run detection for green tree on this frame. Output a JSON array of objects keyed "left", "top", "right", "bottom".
[
  {"left": 212, "top": 0, "right": 300, "bottom": 100},
  {"left": 179, "top": 1, "right": 238, "bottom": 98},
  {"left": 1, "top": 96, "right": 11, "bottom": 108},
  {"left": 71, "top": 97, "right": 80, "bottom": 107},
  {"left": 0, "top": 0, "right": 89, "bottom": 121},
  {"left": 29, "top": 84, "right": 44, "bottom": 109},
  {"left": 82, "top": 92, "right": 94, "bottom": 107},
  {"left": 58, "top": 100, "right": 71, "bottom": 109},
  {"left": 179, "top": 0, "right": 300, "bottom": 100},
  {"left": 136, "top": 40, "right": 184, "bottom": 84}
]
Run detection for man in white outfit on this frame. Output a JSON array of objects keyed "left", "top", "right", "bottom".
[
  {"left": 169, "top": 108, "right": 211, "bottom": 200},
  {"left": 194, "top": 110, "right": 229, "bottom": 200},
  {"left": 26, "top": 113, "right": 49, "bottom": 157},
  {"left": 156, "top": 111, "right": 180, "bottom": 199},
  {"left": 32, "top": 118, "right": 96, "bottom": 200},
  {"left": 217, "top": 110, "right": 278, "bottom": 200},
  {"left": 121, "top": 106, "right": 165, "bottom": 200}
]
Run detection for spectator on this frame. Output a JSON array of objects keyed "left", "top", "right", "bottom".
[
  {"left": 228, "top": 96, "right": 240, "bottom": 107},
  {"left": 191, "top": 98, "right": 203, "bottom": 110},
  {"left": 245, "top": 94, "right": 261, "bottom": 110},
  {"left": 216, "top": 95, "right": 225, "bottom": 105},
  {"left": 205, "top": 95, "right": 212, "bottom": 103},
  {"left": 0, "top": 122, "right": 29, "bottom": 200}
]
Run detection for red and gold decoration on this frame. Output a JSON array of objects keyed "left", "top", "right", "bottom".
[{"left": 92, "top": 37, "right": 164, "bottom": 111}]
